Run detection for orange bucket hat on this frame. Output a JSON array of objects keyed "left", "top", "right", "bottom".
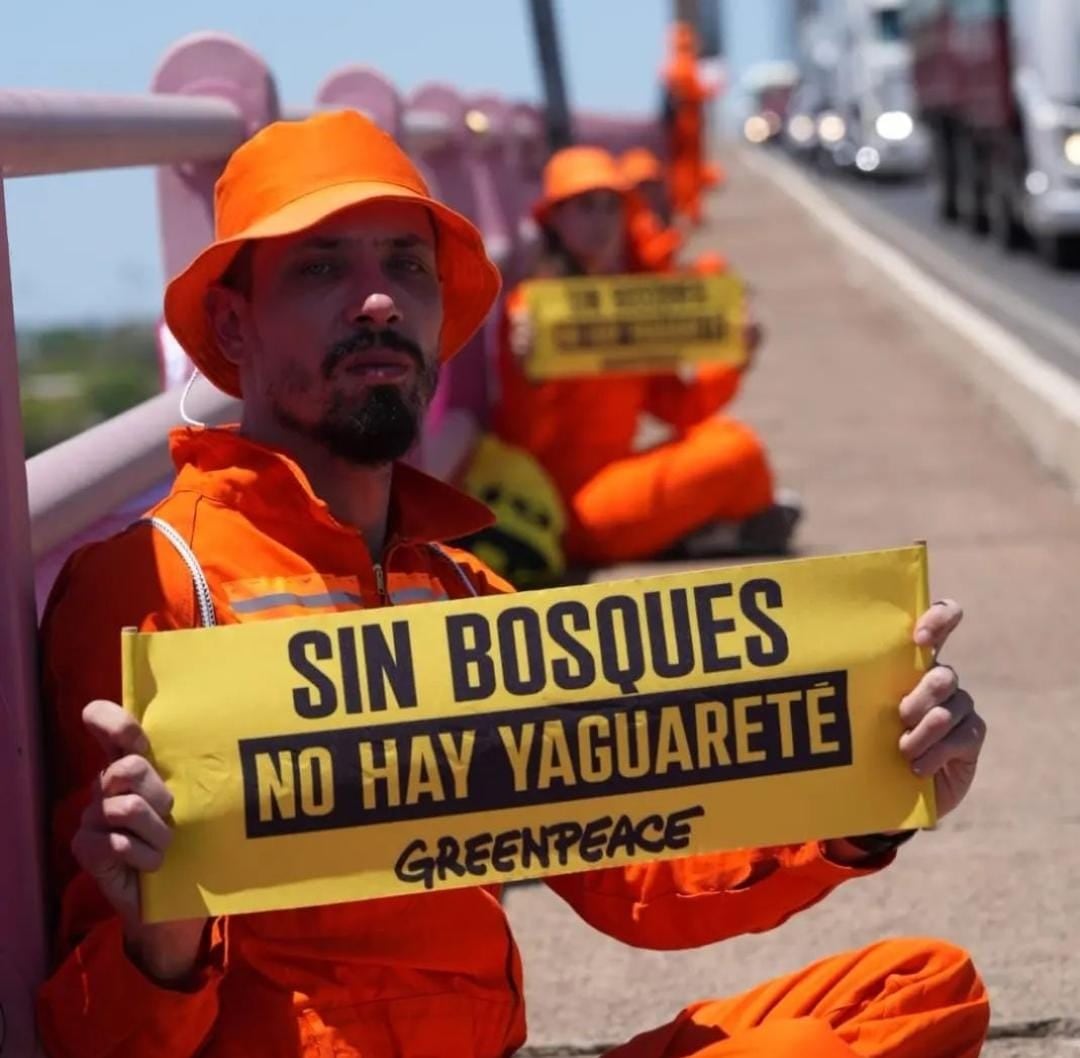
[
  {"left": 532, "top": 146, "right": 628, "bottom": 224},
  {"left": 164, "top": 109, "right": 501, "bottom": 399},
  {"left": 620, "top": 147, "right": 666, "bottom": 188}
]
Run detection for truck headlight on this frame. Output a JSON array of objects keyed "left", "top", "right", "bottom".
[
  {"left": 876, "top": 111, "right": 914, "bottom": 141},
  {"left": 818, "top": 113, "right": 847, "bottom": 145},
  {"left": 856, "top": 146, "right": 881, "bottom": 172},
  {"left": 744, "top": 115, "right": 771, "bottom": 144},
  {"left": 788, "top": 114, "right": 816, "bottom": 144},
  {"left": 1064, "top": 132, "right": 1080, "bottom": 166}
]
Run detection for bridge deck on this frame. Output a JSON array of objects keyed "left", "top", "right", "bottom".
[{"left": 506, "top": 150, "right": 1080, "bottom": 1056}]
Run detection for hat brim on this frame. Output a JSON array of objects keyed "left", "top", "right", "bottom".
[
  {"left": 164, "top": 180, "right": 502, "bottom": 399},
  {"left": 532, "top": 175, "right": 630, "bottom": 225},
  {"left": 623, "top": 162, "right": 665, "bottom": 186}
]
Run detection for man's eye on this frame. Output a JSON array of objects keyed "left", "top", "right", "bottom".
[
  {"left": 298, "top": 260, "right": 338, "bottom": 278},
  {"left": 390, "top": 255, "right": 430, "bottom": 275}
]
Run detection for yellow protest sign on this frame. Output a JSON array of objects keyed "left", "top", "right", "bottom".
[
  {"left": 123, "top": 545, "right": 935, "bottom": 923},
  {"left": 522, "top": 272, "right": 748, "bottom": 379}
]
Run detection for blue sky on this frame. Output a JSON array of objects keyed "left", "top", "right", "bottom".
[{"left": 2, "top": 1, "right": 788, "bottom": 329}]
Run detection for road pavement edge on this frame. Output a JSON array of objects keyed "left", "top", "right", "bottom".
[{"left": 738, "top": 147, "right": 1080, "bottom": 501}]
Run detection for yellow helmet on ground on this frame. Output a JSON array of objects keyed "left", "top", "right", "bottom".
[{"left": 458, "top": 434, "right": 567, "bottom": 588}]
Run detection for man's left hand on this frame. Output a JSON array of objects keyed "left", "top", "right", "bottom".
[
  {"left": 826, "top": 599, "right": 987, "bottom": 865},
  {"left": 899, "top": 599, "right": 987, "bottom": 819}
]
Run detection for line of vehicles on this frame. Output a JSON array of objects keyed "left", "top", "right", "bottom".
[{"left": 741, "top": 0, "right": 1080, "bottom": 269}]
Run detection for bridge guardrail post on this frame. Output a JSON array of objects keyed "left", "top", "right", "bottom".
[{"left": 152, "top": 33, "right": 279, "bottom": 389}]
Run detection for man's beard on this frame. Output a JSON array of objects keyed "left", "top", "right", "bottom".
[{"left": 274, "top": 328, "right": 439, "bottom": 466}]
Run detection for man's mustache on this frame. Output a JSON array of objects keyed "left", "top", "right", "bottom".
[{"left": 323, "top": 328, "right": 425, "bottom": 378}]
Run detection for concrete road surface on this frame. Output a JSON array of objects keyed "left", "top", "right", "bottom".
[
  {"left": 789, "top": 165, "right": 1080, "bottom": 387},
  {"left": 506, "top": 149, "right": 1080, "bottom": 1054}
]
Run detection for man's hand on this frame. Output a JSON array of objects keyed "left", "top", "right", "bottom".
[
  {"left": 73, "top": 700, "right": 207, "bottom": 982},
  {"left": 900, "top": 599, "right": 986, "bottom": 818},
  {"left": 826, "top": 599, "right": 986, "bottom": 865}
]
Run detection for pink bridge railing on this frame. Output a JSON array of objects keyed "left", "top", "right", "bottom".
[{"left": 0, "top": 32, "right": 659, "bottom": 1053}]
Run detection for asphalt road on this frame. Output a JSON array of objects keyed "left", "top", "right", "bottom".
[{"left": 789, "top": 159, "right": 1080, "bottom": 385}]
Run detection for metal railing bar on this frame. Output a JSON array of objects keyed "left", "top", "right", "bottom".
[
  {"left": 0, "top": 89, "right": 246, "bottom": 177},
  {"left": 27, "top": 383, "right": 239, "bottom": 557}
]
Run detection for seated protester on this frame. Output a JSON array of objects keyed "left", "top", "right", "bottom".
[
  {"left": 37, "top": 112, "right": 989, "bottom": 1058},
  {"left": 493, "top": 146, "right": 799, "bottom": 567},
  {"left": 622, "top": 146, "right": 675, "bottom": 227},
  {"left": 620, "top": 146, "right": 683, "bottom": 273},
  {"left": 620, "top": 146, "right": 728, "bottom": 275}
]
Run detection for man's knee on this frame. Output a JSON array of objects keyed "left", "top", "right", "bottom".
[
  {"left": 686, "top": 419, "right": 773, "bottom": 503},
  {"left": 834, "top": 938, "right": 988, "bottom": 1058},
  {"left": 860, "top": 936, "right": 985, "bottom": 999},
  {"left": 691, "top": 417, "right": 767, "bottom": 463}
]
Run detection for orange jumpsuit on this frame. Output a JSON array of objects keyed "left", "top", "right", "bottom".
[
  {"left": 37, "top": 427, "right": 989, "bottom": 1057},
  {"left": 494, "top": 288, "right": 773, "bottom": 565},
  {"left": 663, "top": 23, "right": 716, "bottom": 225},
  {"left": 610, "top": 939, "right": 987, "bottom": 1057},
  {"left": 626, "top": 187, "right": 682, "bottom": 272},
  {"left": 628, "top": 195, "right": 728, "bottom": 276},
  {"left": 620, "top": 148, "right": 727, "bottom": 275}
]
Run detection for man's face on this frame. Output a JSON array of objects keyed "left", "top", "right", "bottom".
[{"left": 217, "top": 200, "right": 443, "bottom": 465}]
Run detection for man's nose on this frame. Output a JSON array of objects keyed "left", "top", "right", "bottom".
[{"left": 349, "top": 292, "right": 402, "bottom": 330}]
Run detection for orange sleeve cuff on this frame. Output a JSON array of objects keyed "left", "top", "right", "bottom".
[
  {"left": 37, "top": 917, "right": 224, "bottom": 1058},
  {"left": 786, "top": 839, "right": 897, "bottom": 884},
  {"left": 548, "top": 842, "right": 892, "bottom": 952}
]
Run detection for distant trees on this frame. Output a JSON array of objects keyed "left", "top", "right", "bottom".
[{"left": 18, "top": 323, "right": 159, "bottom": 456}]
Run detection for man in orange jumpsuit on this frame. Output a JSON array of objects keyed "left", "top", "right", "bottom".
[
  {"left": 495, "top": 146, "right": 795, "bottom": 566},
  {"left": 36, "top": 111, "right": 989, "bottom": 1058},
  {"left": 662, "top": 21, "right": 721, "bottom": 226}
]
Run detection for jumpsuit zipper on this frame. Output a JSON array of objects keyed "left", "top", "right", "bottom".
[{"left": 373, "top": 543, "right": 523, "bottom": 1048}]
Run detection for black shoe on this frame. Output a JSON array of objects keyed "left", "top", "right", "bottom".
[{"left": 667, "top": 489, "right": 803, "bottom": 559}]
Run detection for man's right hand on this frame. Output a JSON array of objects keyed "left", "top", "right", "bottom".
[{"left": 73, "top": 699, "right": 208, "bottom": 983}]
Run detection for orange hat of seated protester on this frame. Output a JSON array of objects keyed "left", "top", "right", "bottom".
[
  {"left": 532, "top": 145, "right": 682, "bottom": 272},
  {"left": 619, "top": 147, "right": 666, "bottom": 188},
  {"left": 164, "top": 110, "right": 502, "bottom": 399},
  {"left": 532, "top": 146, "right": 628, "bottom": 224}
]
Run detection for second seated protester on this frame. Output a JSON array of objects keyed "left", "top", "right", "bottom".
[
  {"left": 492, "top": 145, "right": 800, "bottom": 568},
  {"left": 619, "top": 145, "right": 730, "bottom": 276},
  {"left": 619, "top": 145, "right": 684, "bottom": 273}
]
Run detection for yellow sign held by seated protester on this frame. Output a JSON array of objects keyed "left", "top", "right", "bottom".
[
  {"left": 123, "top": 546, "right": 936, "bottom": 923},
  {"left": 522, "top": 272, "right": 748, "bottom": 380}
]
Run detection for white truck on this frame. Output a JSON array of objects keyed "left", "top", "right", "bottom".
[
  {"left": 784, "top": 8, "right": 838, "bottom": 160},
  {"left": 909, "top": 0, "right": 1080, "bottom": 266},
  {"left": 819, "top": 0, "right": 931, "bottom": 177}
]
